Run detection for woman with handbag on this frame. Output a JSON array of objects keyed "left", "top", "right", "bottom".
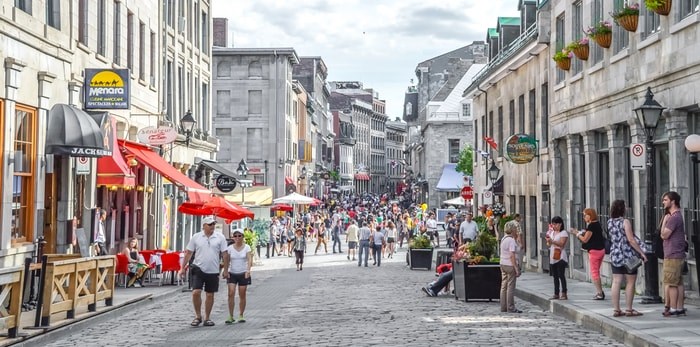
[
  {"left": 608, "top": 200, "right": 647, "bottom": 317},
  {"left": 546, "top": 216, "right": 568, "bottom": 300},
  {"left": 572, "top": 208, "right": 606, "bottom": 300}
]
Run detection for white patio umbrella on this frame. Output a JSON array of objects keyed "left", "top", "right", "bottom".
[
  {"left": 443, "top": 196, "right": 467, "bottom": 206},
  {"left": 273, "top": 192, "right": 315, "bottom": 205}
]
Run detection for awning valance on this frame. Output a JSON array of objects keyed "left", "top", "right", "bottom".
[
  {"left": 96, "top": 114, "right": 135, "bottom": 187},
  {"left": 222, "top": 186, "right": 273, "bottom": 206},
  {"left": 119, "top": 140, "right": 211, "bottom": 203},
  {"left": 198, "top": 159, "right": 240, "bottom": 179},
  {"left": 46, "top": 104, "right": 110, "bottom": 157},
  {"left": 354, "top": 173, "right": 370, "bottom": 181},
  {"left": 435, "top": 164, "right": 463, "bottom": 192}
]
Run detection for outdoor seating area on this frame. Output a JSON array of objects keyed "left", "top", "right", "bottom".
[{"left": 115, "top": 250, "right": 185, "bottom": 288}]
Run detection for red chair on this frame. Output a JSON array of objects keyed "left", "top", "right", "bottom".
[
  {"left": 115, "top": 253, "right": 129, "bottom": 288},
  {"left": 139, "top": 250, "right": 156, "bottom": 282},
  {"left": 160, "top": 252, "right": 182, "bottom": 286}
]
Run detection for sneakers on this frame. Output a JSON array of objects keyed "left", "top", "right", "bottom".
[
  {"left": 237, "top": 315, "right": 246, "bottom": 323},
  {"left": 508, "top": 309, "right": 523, "bottom": 313},
  {"left": 422, "top": 287, "right": 436, "bottom": 297},
  {"left": 225, "top": 317, "right": 235, "bottom": 325}
]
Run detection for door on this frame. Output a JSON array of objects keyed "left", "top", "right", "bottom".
[
  {"left": 43, "top": 167, "right": 57, "bottom": 254},
  {"left": 540, "top": 186, "right": 551, "bottom": 272}
]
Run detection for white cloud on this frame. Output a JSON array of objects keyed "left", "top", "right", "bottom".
[{"left": 212, "top": 0, "right": 520, "bottom": 116}]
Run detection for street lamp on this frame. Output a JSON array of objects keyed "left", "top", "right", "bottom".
[
  {"left": 180, "top": 110, "right": 196, "bottom": 147},
  {"left": 685, "top": 134, "right": 700, "bottom": 295},
  {"left": 634, "top": 87, "right": 664, "bottom": 304},
  {"left": 487, "top": 161, "right": 500, "bottom": 185},
  {"left": 237, "top": 159, "right": 249, "bottom": 205}
]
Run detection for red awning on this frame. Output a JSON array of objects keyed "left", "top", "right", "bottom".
[
  {"left": 97, "top": 117, "right": 135, "bottom": 188},
  {"left": 119, "top": 140, "right": 211, "bottom": 204},
  {"left": 178, "top": 196, "right": 254, "bottom": 221},
  {"left": 354, "top": 173, "right": 370, "bottom": 181},
  {"left": 285, "top": 176, "right": 294, "bottom": 185}
]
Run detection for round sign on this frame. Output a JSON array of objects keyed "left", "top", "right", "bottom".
[
  {"left": 215, "top": 175, "right": 237, "bottom": 193},
  {"left": 631, "top": 143, "right": 644, "bottom": 157},
  {"left": 77, "top": 157, "right": 89, "bottom": 164},
  {"left": 504, "top": 134, "right": 538, "bottom": 164},
  {"left": 460, "top": 186, "right": 473, "bottom": 200}
]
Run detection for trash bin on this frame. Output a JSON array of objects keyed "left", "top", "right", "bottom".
[{"left": 436, "top": 250, "right": 453, "bottom": 270}]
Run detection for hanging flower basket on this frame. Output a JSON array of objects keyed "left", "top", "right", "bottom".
[
  {"left": 552, "top": 49, "right": 572, "bottom": 70},
  {"left": 617, "top": 14, "right": 639, "bottom": 32},
  {"left": 592, "top": 32, "right": 612, "bottom": 48},
  {"left": 572, "top": 44, "right": 589, "bottom": 60},
  {"left": 556, "top": 58, "right": 571, "bottom": 71},
  {"left": 611, "top": 3, "right": 640, "bottom": 32},
  {"left": 646, "top": 0, "right": 672, "bottom": 16}
]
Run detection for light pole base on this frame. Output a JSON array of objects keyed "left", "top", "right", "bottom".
[{"left": 640, "top": 295, "right": 663, "bottom": 304}]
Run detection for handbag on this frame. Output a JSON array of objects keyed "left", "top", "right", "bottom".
[
  {"left": 552, "top": 248, "right": 562, "bottom": 260},
  {"left": 623, "top": 256, "right": 643, "bottom": 272}
]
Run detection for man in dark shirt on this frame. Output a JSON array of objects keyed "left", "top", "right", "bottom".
[
  {"left": 446, "top": 213, "right": 458, "bottom": 249},
  {"left": 660, "top": 191, "right": 686, "bottom": 317}
]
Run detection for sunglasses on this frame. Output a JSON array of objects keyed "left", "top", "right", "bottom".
[
  {"left": 232, "top": 234, "right": 243, "bottom": 238},
  {"left": 206, "top": 222, "right": 216, "bottom": 226}
]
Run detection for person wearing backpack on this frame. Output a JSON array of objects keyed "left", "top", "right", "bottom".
[{"left": 572, "top": 208, "right": 606, "bottom": 300}]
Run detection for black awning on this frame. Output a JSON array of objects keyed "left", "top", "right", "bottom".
[
  {"left": 46, "top": 104, "right": 111, "bottom": 157},
  {"left": 198, "top": 159, "right": 240, "bottom": 179}
]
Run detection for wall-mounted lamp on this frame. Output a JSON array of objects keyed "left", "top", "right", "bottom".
[
  {"left": 136, "top": 185, "right": 145, "bottom": 192},
  {"left": 180, "top": 110, "right": 196, "bottom": 147},
  {"left": 146, "top": 185, "right": 154, "bottom": 194},
  {"left": 278, "top": 158, "right": 284, "bottom": 168}
]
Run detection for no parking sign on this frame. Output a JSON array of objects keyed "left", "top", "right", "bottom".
[
  {"left": 483, "top": 190, "right": 493, "bottom": 205},
  {"left": 76, "top": 157, "right": 90, "bottom": 175},
  {"left": 630, "top": 143, "right": 645, "bottom": 170}
]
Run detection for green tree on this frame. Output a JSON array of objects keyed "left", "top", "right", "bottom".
[{"left": 455, "top": 145, "right": 474, "bottom": 177}]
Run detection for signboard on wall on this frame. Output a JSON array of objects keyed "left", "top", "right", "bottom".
[
  {"left": 504, "top": 134, "right": 537, "bottom": 164},
  {"left": 76, "top": 157, "right": 90, "bottom": 175},
  {"left": 84, "top": 68, "right": 131, "bottom": 109}
]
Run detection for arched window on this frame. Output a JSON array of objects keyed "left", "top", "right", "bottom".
[
  {"left": 216, "top": 60, "right": 231, "bottom": 77},
  {"left": 248, "top": 61, "right": 262, "bottom": 78}
]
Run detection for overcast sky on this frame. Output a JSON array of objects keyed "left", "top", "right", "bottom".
[{"left": 212, "top": 1, "right": 520, "bottom": 117}]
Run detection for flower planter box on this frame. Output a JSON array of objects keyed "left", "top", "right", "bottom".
[
  {"left": 555, "top": 58, "right": 571, "bottom": 71},
  {"left": 617, "top": 15, "right": 638, "bottom": 32},
  {"left": 453, "top": 261, "right": 502, "bottom": 302},
  {"left": 408, "top": 248, "right": 433, "bottom": 270},
  {"left": 649, "top": 0, "right": 672, "bottom": 16},
  {"left": 592, "top": 33, "right": 612, "bottom": 48},
  {"left": 572, "top": 45, "right": 589, "bottom": 61}
]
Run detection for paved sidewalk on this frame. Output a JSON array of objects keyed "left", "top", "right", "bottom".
[{"left": 515, "top": 271, "right": 700, "bottom": 347}]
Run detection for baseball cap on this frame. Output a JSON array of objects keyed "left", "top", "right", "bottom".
[
  {"left": 202, "top": 216, "right": 216, "bottom": 225},
  {"left": 232, "top": 229, "right": 243, "bottom": 235}
]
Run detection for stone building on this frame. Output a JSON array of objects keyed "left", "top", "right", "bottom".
[
  {"left": 0, "top": 0, "right": 215, "bottom": 266},
  {"left": 333, "top": 110, "right": 356, "bottom": 192},
  {"left": 385, "top": 118, "right": 407, "bottom": 197},
  {"left": 403, "top": 42, "right": 486, "bottom": 208},
  {"left": 370, "top": 97, "right": 388, "bottom": 194},
  {"left": 211, "top": 47, "right": 300, "bottom": 199}
]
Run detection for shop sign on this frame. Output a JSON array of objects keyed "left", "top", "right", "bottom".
[
  {"left": 137, "top": 126, "right": 177, "bottom": 145},
  {"left": 504, "top": 134, "right": 537, "bottom": 164},
  {"left": 215, "top": 175, "right": 237, "bottom": 193},
  {"left": 84, "top": 69, "right": 130, "bottom": 109},
  {"left": 76, "top": 157, "right": 90, "bottom": 175}
]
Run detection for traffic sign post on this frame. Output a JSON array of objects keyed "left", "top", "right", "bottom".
[
  {"left": 630, "top": 143, "right": 646, "bottom": 170},
  {"left": 483, "top": 190, "right": 493, "bottom": 205},
  {"left": 460, "top": 186, "right": 473, "bottom": 200}
]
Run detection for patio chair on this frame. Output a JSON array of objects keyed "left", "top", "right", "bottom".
[
  {"left": 115, "top": 253, "right": 129, "bottom": 288},
  {"left": 159, "top": 252, "right": 182, "bottom": 286}
]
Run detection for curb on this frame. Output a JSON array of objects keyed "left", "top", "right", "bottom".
[
  {"left": 10, "top": 286, "right": 183, "bottom": 347},
  {"left": 515, "top": 288, "right": 670, "bottom": 347}
]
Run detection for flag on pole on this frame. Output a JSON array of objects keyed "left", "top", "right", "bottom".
[{"left": 483, "top": 136, "right": 498, "bottom": 150}]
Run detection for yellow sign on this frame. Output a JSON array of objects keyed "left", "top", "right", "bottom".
[{"left": 84, "top": 68, "right": 130, "bottom": 109}]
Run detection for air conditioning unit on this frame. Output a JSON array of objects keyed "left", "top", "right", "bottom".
[{"left": 178, "top": 16, "right": 186, "bottom": 33}]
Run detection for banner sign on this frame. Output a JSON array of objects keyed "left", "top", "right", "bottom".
[
  {"left": 84, "top": 69, "right": 131, "bottom": 109},
  {"left": 137, "top": 126, "right": 177, "bottom": 145}
]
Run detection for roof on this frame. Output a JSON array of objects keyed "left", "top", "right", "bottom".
[
  {"left": 497, "top": 17, "right": 521, "bottom": 28},
  {"left": 488, "top": 28, "right": 499, "bottom": 37}
]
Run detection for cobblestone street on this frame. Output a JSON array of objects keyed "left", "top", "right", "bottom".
[{"left": 35, "top": 250, "right": 623, "bottom": 347}]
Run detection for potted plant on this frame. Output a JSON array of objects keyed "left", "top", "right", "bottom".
[
  {"left": 567, "top": 37, "right": 590, "bottom": 60},
  {"left": 586, "top": 20, "right": 613, "bottom": 48},
  {"left": 408, "top": 234, "right": 433, "bottom": 270},
  {"left": 453, "top": 234, "right": 502, "bottom": 302},
  {"left": 552, "top": 49, "right": 573, "bottom": 71},
  {"left": 611, "top": 3, "right": 640, "bottom": 32},
  {"left": 645, "top": 0, "right": 672, "bottom": 16}
]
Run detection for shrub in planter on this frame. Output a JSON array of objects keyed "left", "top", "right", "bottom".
[{"left": 468, "top": 231, "right": 497, "bottom": 261}]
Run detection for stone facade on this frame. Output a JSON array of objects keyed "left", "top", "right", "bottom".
[
  {"left": 385, "top": 119, "right": 407, "bottom": 196},
  {"left": 370, "top": 98, "right": 388, "bottom": 194}
]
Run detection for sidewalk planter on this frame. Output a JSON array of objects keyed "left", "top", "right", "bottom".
[
  {"left": 555, "top": 58, "right": 571, "bottom": 71},
  {"left": 592, "top": 33, "right": 612, "bottom": 48},
  {"left": 408, "top": 248, "right": 433, "bottom": 270},
  {"left": 453, "top": 261, "right": 502, "bottom": 302},
  {"left": 617, "top": 15, "right": 639, "bottom": 32},
  {"left": 646, "top": 0, "right": 672, "bottom": 16},
  {"left": 572, "top": 45, "right": 589, "bottom": 61}
]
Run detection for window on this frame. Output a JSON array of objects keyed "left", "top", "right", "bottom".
[
  {"left": 528, "top": 89, "right": 536, "bottom": 136},
  {"left": 113, "top": 1, "right": 121, "bottom": 64},
  {"left": 150, "top": 31, "right": 156, "bottom": 86},
  {"left": 139, "top": 21, "right": 146, "bottom": 80},
  {"left": 46, "top": 0, "right": 60, "bottom": 29},
  {"left": 217, "top": 60, "right": 231, "bottom": 77},
  {"left": 612, "top": 0, "right": 630, "bottom": 54},
  {"left": 448, "top": 139, "right": 460, "bottom": 163},
  {"left": 194, "top": 1, "right": 199, "bottom": 48},
  {"left": 596, "top": 131, "right": 610, "bottom": 214},
  {"left": 247, "top": 128, "right": 263, "bottom": 160},
  {"left": 216, "top": 90, "right": 230, "bottom": 116},
  {"left": 497, "top": 106, "right": 503, "bottom": 157},
  {"left": 518, "top": 94, "right": 525, "bottom": 133},
  {"left": 555, "top": 14, "right": 565, "bottom": 83},
  {"left": 166, "top": 60, "right": 173, "bottom": 120},
  {"left": 79, "top": 0, "right": 88, "bottom": 45},
  {"left": 215, "top": 128, "right": 231, "bottom": 161},
  {"left": 248, "top": 90, "right": 262, "bottom": 114},
  {"left": 509, "top": 100, "right": 515, "bottom": 135},
  {"left": 15, "top": 0, "right": 31, "bottom": 14},
  {"left": 97, "top": 0, "right": 106, "bottom": 56},
  {"left": 590, "top": 0, "right": 604, "bottom": 64},
  {"left": 248, "top": 61, "right": 262, "bottom": 78},
  {"left": 12, "top": 105, "right": 36, "bottom": 243},
  {"left": 572, "top": 1, "right": 583, "bottom": 75},
  {"left": 202, "top": 82, "right": 209, "bottom": 130},
  {"left": 488, "top": 111, "right": 493, "bottom": 139},
  {"left": 642, "top": 5, "right": 661, "bottom": 39},
  {"left": 201, "top": 11, "right": 209, "bottom": 55},
  {"left": 127, "top": 11, "right": 134, "bottom": 70},
  {"left": 540, "top": 83, "right": 549, "bottom": 143},
  {"left": 679, "top": 0, "right": 700, "bottom": 20},
  {"left": 166, "top": 0, "right": 175, "bottom": 27}
]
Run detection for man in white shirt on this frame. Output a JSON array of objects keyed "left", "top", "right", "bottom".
[
  {"left": 459, "top": 212, "right": 479, "bottom": 245},
  {"left": 425, "top": 213, "right": 439, "bottom": 247},
  {"left": 94, "top": 210, "right": 107, "bottom": 256},
  {"left": 179, "top": 216, "right": 228, "bottom": 327}
]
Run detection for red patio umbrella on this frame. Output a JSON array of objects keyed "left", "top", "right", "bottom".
[
  {"left": 178, "top": 196, "right": 253, "bottom": 221},
  {"left": 271, "top": 203, "right": 294, "bottom": 212},
  {"left": 310, "top": 198, "right": 322, "bottom": 206}
]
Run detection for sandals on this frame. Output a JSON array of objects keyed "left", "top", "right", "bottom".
[
  {"left": 613, "top": 310, "right": 625, "bottom": 317},
  {"left": 191, "top": 318, "right": 202, "bottom": 326},
  {"left": 593, "top": 293, "right": 605, "bottom": 300},
  {"left": 625, "top": 309, "right": 643, "bottom": 317},
  {"left": 203, "top": 319, "right": 215, "bottom": 326}
]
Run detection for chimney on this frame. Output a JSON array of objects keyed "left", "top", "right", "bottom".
[{"left": 213, "top": 18, "right": 228, "bottom": 47}]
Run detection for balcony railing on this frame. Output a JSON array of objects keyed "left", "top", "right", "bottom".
[{"left": 428, "top": 112, "right": 470, "bottom": 122}]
